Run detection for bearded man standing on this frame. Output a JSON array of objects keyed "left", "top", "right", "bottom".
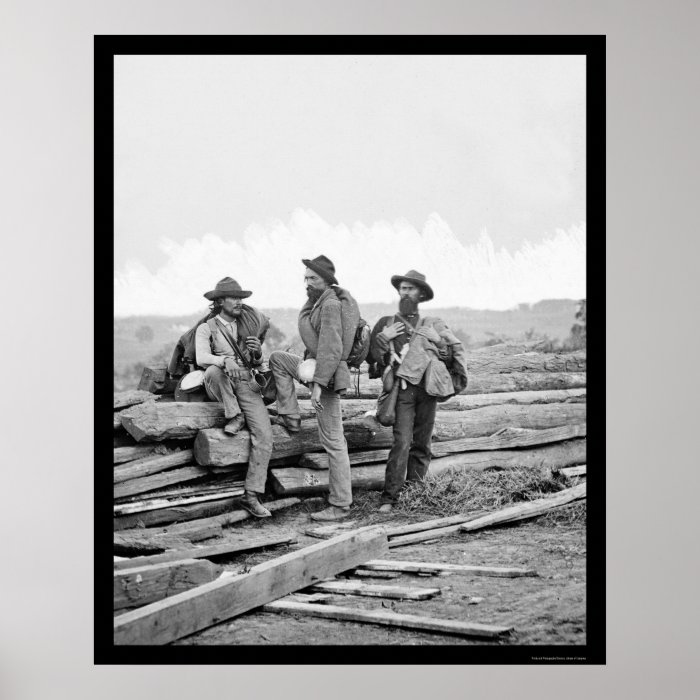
[
  {"left": 368, "top": 270, "right": 467, "bottom": 513},
  {"left": 269, "top": 255, "right": 360, "bottom": 522},
  {"left": 195, "top": 277, "right": 274, "bottom": 518}
]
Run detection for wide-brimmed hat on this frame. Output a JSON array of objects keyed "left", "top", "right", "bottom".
[
  {"left": 390, "top": 269, "right": 434, "bottom": 301},
  {"left": 203, "top": 277, "right": 252, "bottom": 301},
  {"left": 301, "top": 255, "right": 339, "bottom": 286}
]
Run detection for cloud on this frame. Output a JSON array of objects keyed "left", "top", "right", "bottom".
[{"left": 114, "top": 209, "right": 585, "bottom": 316}]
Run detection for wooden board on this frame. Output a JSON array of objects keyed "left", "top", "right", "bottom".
[
  {"left": 114, "top": 445, "right": 159, "bottom": 464},
  {"left": 114, "top": 450, "right": 195, "bottom": 484},
  {"left": 116, "top": 476, "right": 246, "bottom": 503},
  {"left": 308, "top": 580, "right": 441, "bottom": 600},
  {"left": 113, "top": 488, "right": 245, "bottom": 516},
  {"left": 113, "top": 465, "right": 210, "bottom": 500},
  {"left": 262, "top": 601, "right": 513, "bottom": 639},
  {"left": 113, "top": 531, "right": 194, "bottom": 556},
  {"left": 558, "top": 465, "right": 587, "bottom": 478},
  {"left": 114, "top": 559, "right": 222, "bottom": 610},
  {"left": 120, "top": 402, "right": 229, "bottom": 442},
  {"left": 464, "top": 372, "right": 586, "bottom": 395},
  {"left": 114, "top": 390, "right": 161, "bottom": 410},
  {"left": 113, "top": 526, "right": 389, "bottom": 645},
  {"left": 351, "top": 569, "right": 402, "bottom": 579},
  {"left": 270, "top": 464, "right": 385, "bottom": 496},
  {"left": 299, "top": 449, "right": 390, "bottom": 471},
  {"left": 361, "top": 560, "right": 538, "bottom": 578},
  {"left": 195, "top": 419, "right": 393, "bottom": 467},
  {"left": 113, "top": 534, "right": 297, "bottom": 570},
  {"left": 459, "top": 483, "right": 587, "bottom": 533}
]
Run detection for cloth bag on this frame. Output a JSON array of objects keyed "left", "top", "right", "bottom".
[{"left": 376, "top": 365, "right": 400, "bottom": 426}]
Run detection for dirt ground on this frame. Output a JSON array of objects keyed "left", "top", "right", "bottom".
[{"left": 172, "top": 499, "right": 586, "bottom": 646}]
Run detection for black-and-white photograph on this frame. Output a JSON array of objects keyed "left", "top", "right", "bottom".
[{"left": 102, "top": 37, "right": 602, "bottom": 662}]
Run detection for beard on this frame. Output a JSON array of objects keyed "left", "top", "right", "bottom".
[
  {"left": 398, "top": 297, "right": 419, "bottom": 316},
  {"left": 306, "top": 287, "right": 323, "bottom": 301}
]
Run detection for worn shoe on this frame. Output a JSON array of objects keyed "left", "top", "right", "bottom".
[
  {"left": 378, "top": 503, "right": 393, "bottom": 514},
  {"left": 241, "top": 492, "right": 272, "bottom": 518},
  {"left": 281, "top": 414, "right": 301, "bottom": 433},
  {"left": 310, "top": 505, "right": 351, "bottom": 522},
  {"left": 224, "top": 414, "right": 246, "bottom": 435}
]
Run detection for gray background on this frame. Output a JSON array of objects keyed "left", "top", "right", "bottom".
[{"left": 1, "top": 1, "right": 698, "bottom": 698}]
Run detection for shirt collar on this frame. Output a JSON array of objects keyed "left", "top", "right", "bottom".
[{"left": 217, "top": 313, "right": 236, "bottom": 327}]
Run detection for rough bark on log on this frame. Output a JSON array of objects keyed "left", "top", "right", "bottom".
[
  {"left": 195, "top": 419, "right": 393, "bottom": 467},
  {"left": 114, "top": 559, "right": 223, "bottom": 611},
  {"left": 114, "top": 445, "right": 159, "bottom": 464},
  {"left": 113, "top": 466, "right": 211, "bottom": 500},
  {"left": 114, "top": 390, "right": 161, "bottom": 410},
  {"left": 463, "top": 372, "right": 586, "bottom": 395},
  {"left": 262, "top": 601, "right": 513, "bottom": 639},
  {"left": 466, "top": 351, "right": 586, "bottom": 374},
  {"left": 113, "top": 534, "right": 298, "bottom": 570},
  {"left": 429, "top": 439, "right": 586, "bottom": 476},
  {"left": 299, "top": 449, "right": 390, "bottom": 470},
  {"left": 113, "top": 526, "right": 389, "bottom": 645},
  {"left": 113, "top": 450, "right": 195, "bottom": 484},
  {"left": 270, "top": 464, "right": 386, "bottom": 496},
  {"left": 120, "top": 402, "right": 229, "bottom": 442}
]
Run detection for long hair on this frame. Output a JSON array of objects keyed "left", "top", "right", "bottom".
[{"left": 208, "top": 298, "right": 224, "bottom": 314}]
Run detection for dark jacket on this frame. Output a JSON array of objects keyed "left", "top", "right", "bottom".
[{"left": 298, "top": 286, "right": 359, "bottom": 392}]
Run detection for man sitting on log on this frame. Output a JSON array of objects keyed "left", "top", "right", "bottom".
[
  {"left": 269, "top": 255, "right": 360, "bottom": 522},
  {"left": 195, "top": 277, "right": 274, "bottom": 518},
  {"left": 368, "top": 270, "right": 467, "bottom": 513}
]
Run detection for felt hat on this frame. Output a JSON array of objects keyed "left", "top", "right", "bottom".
[
  {"left": 203, "top": 277, "right": 252, "bottom": 300},
  {"left": 390, "top": 269, "right": 434, "bottom": 301},
  {"left": 301, "top": 255, "right": 339, "bottom": 286}
]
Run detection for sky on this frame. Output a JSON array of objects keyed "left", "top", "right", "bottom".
[{"left": 114, "top": 54, "right": 586, "bottom": 315}]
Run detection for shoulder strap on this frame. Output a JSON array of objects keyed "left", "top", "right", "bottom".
[{"left": 212, "top": 318, "right": 253, "bottom": 371}]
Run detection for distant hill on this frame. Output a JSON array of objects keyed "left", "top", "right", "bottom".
[{"left": 114, "top": 298, "right": 581, "bottom": 389}]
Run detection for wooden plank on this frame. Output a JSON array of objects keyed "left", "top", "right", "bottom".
[
  {"left": 351, "top": 569, "right": 402, "bottom": 579},
  {"left": 262, "top": 601, "right": 513, "bottom": 639},
  {"left": 113, "top": 488, "right": 245, "bottom": 516},
  {"left": 389, "top": 524, "right": 473, "bottom": 548},
  {"left": 270, "top": 464, "right": 385, "bottom": 496},
  {"left": 114, "top": 390, "right": 161, "bottom": 410},
  {"left": 114, "top": 466, "right": 210, "bottom": 500},
  {"left": 113, "top": 534, "right": 298, "bottom": 570},
  {"left": 299, "top": 449, "right": 390, "bottom": 471},
  {"left": 114, "top": 559, "right": 222, "bottom": 610},
  {"left": 113, "top": 525, "right": 389, "bottom": 645},
  {"left": 195, "top": 419, "right": 393, "bottom": 467},
  {"left": 430, "top": 424, "right": 586, "bottom": 456},
  {"left": 361, "top": 560, "right": 538, "bottom": 578},
  {"left": 429, "top": 439, "right": 586, "bottom": 476},
  {"left": 308, "top": 580, "right": 441, "bottom": 600},
  {"left": 114, "top": 496, "right": 300, "bottom": 532},
  {"left": 114, "top": 450, "right": 195, "bottom": 484},
  {"left": 559, "top": 465, "right": 587, "bottom": 478},
  {"left": 459, "top": 483, "right": 587, "bottom": 533},
  {"left": 114, "top": 445, "right": 159, "bottom": 464},
  {"left": 116, "top": 476, "right": 245, "bottom": 503},
  {"left": 113, "top": 531, "right": 193, "bottom": 556}
]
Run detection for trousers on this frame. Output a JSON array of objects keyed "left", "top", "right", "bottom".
[
  {"left": 203, "top": 365, "right": 273, "bottom": 494},
  {"left": 381, "top": 382, "right": 438, "bottom": 504},
  {"left": 269, "top": 351, "right": 352, "bottom": 507}
]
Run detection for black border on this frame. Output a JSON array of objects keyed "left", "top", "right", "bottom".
[{"left": 97, "top": 35, "right": 605, "bottom": 665}]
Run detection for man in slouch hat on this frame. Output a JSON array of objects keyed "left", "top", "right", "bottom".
[
  {"left": 368, "top": 270, "right": 468, "bottom": 513},
  {"left": 194, "top": 277, "right": 274, "bottom": 518},
  {"left": 269, "top": 255, "right": 360, "bottom": 522}
]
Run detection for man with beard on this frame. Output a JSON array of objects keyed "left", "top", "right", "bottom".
[
  {"left": 269, "top": 255, "right": 360, "bottom": 522},
  {"left": 195, "top": 277, "right": 274, "bottom": 518},
  {"left": 368, "top": 270, "right": 467, "bottom": 513}
]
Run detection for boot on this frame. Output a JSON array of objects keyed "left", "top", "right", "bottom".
[
  {"left": 241, "top": 491, "right": 271, "bottom": 518},
  {"left": 310, "top": 505, "right": 351, "bottom": 522},
  {"left": 224, "top": 414, "right": 246, "bottom": 435},
  {"left": 280, "top": 414, "right": 301, "bottom": 433}
]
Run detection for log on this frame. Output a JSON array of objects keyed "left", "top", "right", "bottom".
[
  {"left": 308, "top": 580, "right": 441, "bottom": 600},
  {"left": 429, "top": 439, "right": 586, "bottom": 476},
  {"left": 120, "top": 402, "right": 229, "bottom": 442},
  {"left": 114, "top": 445, "right": 159, "bottom": 464},
  {"left": 113, "top": 450, "right": 195, "bottom": 484},
  {"left": 270, "top": 464, "right": 385, "bottom": 496},
  {"left": 195, "top": 419, "right": 393, "bottom": 467},
  {"left": 113, "top": 466, "right": 211, "bottom": 500},
  {"left": 113, "top": 488, "right": 245, "bottom": 516},
  {"left": 430, "top": 424, "right": 586, "bottom": 456},
  {"left": 114, "top": 390, "right": 161, "bottom": 410},
  {"left": 360, "top": 560, "right": 538, "bottom": 578},
  {"left": 288, "top": 389, "right": 585, "bottom": 420},
  {"left": 464, "top": 372, "right": 586, "bottom": 395},
  {"left": 113, "top": 531, "right": 194, "bottom": 556},
  {"left": 459, "top": 483, "right": 587, "bottom": 533},
  {"left": 114, "top": 559, "right": 223, "bottom": 611},
  {"left": 113, "top": 525, "right": 389, "bottom": 645},
  {"left": 300, "top": 449, "right": 390, "bottom": 470},
  {"left": 116, "top": 475, "right": 246, "bottom": 503},
  {"left": 137, "top": 366, "right": 179, "bottom": 394},
  {"left": 559, "top": 465, "right": 586, "bottom": 478},
  {"left": 114, "top": 414, "right": 124, "bottom": 430},
  {"left": 465, "top": 351, "right": 586, "bottom": 374},
  {"left": 115, "top": 497, "right": 301, "bottom": 533},
  {"left": 262, "top": 601, "right": 513, "bottom": 639},
  {"left": 113, "top": 534, "right": 298, "bottom": 570}
]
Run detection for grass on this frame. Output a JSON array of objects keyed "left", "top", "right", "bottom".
[{"left": 350, "top": 466, "right": 586, "bottom": 526}]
